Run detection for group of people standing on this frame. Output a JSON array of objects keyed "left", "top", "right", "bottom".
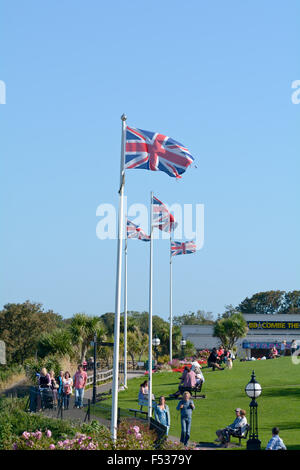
[
  {"left": 139, "top": 380, "right": 195, "bottom": 447},
  {"left": 38, "top": 364, "right": 87, "bottom": 410}
]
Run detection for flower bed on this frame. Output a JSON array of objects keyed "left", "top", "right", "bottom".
[{"left": 10, "top": 421, "right": 197, "bottom": 451}]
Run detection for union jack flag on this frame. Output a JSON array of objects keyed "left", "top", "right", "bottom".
[
  {"left": 125, "top": 126, "right": 194, "bottom": 179},
  {"left": 126, "top": 219, "right": 150, "bottom": 241},
  {"left": 152, "top": 196, "right": 177, "bottom": 233},
  {"left": 171, "top": 240, "right": 196, "bottom": 256}
]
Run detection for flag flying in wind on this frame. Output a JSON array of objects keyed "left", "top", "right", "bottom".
[
  {"left": 152, "top": 196, "right": 177, "bottom": 233},
  {"left": 127, "top": 219, "right": 150, "bottom": 241},
  {"left": 125, "top": 127, "right": 194, "bottom": 179},
  {"left": 171, "top": 240, "right": 196, "bottom": 256}
]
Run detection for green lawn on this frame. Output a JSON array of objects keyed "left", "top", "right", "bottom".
[{"left": 92, "top": 357, "right": 300, "bottom": 450}]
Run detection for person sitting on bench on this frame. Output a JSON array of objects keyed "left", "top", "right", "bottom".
[
  {"left": 190, "top": 358, "right": 205, "bottom": 388},
  {"left": 138, "top": 380, "right": 155, "bottom": 411},
  {"left": 216, "top": 408, "right": 248, "bottom": 447},
  {"left": 170, "top": 368, "right": 196, "bottom": 398},
  {"left": 208, "top": 348, "right": 224, "bottom": 370}
]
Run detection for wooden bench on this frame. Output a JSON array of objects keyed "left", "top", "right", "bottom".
[
  {"left": 229, "top": 424, "right": 250, "bottom": 446},
  {"left": 129, "top": 408, "right": 148, "bottom": 420},
  {"left": 180, "top": 382, "right": 206, "bottom": 399}
]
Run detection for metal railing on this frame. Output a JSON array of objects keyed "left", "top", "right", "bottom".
[{"left": 86, "top": 368, "right": 113, "bottom": 386}]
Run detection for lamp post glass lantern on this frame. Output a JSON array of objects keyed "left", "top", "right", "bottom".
[
  {"left": 245, "top": 370, "right": 262, "bottom": 450},
  {"left": 152, "top": 335, "right": 160, "bottom": 362},
  {"left": 180, "top": 337, "right": 186, "bottom": 359}
]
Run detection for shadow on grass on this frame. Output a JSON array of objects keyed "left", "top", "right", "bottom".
[
  {"left": 262, "top": 387, "right": 300, "bottom": 398},
  {"left": 275, "top": 421, "right": 300, "bottom": 431}
]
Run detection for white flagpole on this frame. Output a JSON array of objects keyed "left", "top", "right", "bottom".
[
  {"left": 169, "top": 235, "right": 173, "bottom": 363},
  {"left": 123, "top": 215, "right": 128, "bottom": 389},
  {"left": 111, "top": 113, "right": 127, "bottom": 441},
  {"left": 148, "top": 191, "right": 154, "bottom": 422}
]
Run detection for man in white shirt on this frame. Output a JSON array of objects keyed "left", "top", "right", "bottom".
[{"left": 266, "top": 427, "right": 287, "bottom": 450}]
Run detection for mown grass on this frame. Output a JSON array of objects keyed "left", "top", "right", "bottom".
[{"left": 91, "top": 357, "right": 300, "bottom": 449}]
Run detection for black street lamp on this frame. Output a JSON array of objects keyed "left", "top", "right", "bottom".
[
  {"left": 152, "top": 335, "right": 160, "bottom": 363},
  {"left": 180, "top": 337, "right": 186, "bottom": 360},
  {"left": 245, "top": 370, "right": 262, "bottom": 450}
]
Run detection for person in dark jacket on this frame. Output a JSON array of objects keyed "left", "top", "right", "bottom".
[{"left": 208, "top": 348, "right": 224, "bottom": 370}]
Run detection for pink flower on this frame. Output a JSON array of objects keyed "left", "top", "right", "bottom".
[
  {"left": 49, "top": 444, "right": 55, "bottom": 450},
  {"left": 136, "top": 433, "right": 142, "bottom": 439},
  {"left": 34, "top": 431, "right": 42, "bottom": 440},
  {"left": 133, "top": 426, "right": 140, "bottom": 433},
  {"left": 22, "top": 431, "right": 30, "bottom": 440},
  {"left": 46, "top": 429, "right": 52, "bottom": 438}
]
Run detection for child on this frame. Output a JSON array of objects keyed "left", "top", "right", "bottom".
[{"left": 266, "top": 427, "right": 286, "bottom": 450}]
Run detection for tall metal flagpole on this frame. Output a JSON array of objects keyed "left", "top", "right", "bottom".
[
  {"left": 148, "top": 191, "right": 154, "bottom": 422},
  {"left": 111, "top": 113, "right": 127, "bottom": 441},
  {"left": 169, "top": 235, "right": 173, "bottom": 363},
  {"left": 123, "top": 215, "right": 128, "bottom": 389}
]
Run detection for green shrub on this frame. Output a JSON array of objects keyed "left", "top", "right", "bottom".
[
  {"left": 0, "top": 364, "right": 24, "bottom": 384},
  {"left": 24, "top": 357, "right": 62, "bottom": 383}
]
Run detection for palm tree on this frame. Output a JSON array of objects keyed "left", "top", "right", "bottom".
[{"left": 69, "top": 313, "right": 105, "bottom": 364}]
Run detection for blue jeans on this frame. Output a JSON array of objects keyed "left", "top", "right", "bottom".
[
  {"left": 63, "top": 393, "right": 70, "bottom": 409},
  {"left": 75, "top": 388, "right": 84, "bottom": 407},
  {"left": 180, "top": 417, "right": 192, "bottom": 446}
]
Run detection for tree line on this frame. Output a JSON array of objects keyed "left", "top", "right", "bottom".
[{"left": 0, "top": 290, "right": 299, "bottom": 368}]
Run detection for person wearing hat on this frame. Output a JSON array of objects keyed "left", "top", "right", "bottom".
[
  {"left": 191, "top": 360, "right": 205, "bottom": 386},
  {"left": 216, "top": 408, "right": 248, "bottom": 447}
]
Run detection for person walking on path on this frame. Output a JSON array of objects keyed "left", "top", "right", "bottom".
[
  {"left": 49, "top": 370, "right": 59, "bottom": 408},
  {"left": 154, "top": 396, "right": 171, "bottom": 436},
  {"left": 38, "top": 367, "right": 51, "bottom": 409},
  {"left": 73, "top": 364, "right": 87, "bottom": 409},
  {"left": 56, "top": 370, "right": 64, "bottom": 408},
  {"left": 63, "top": 371, "right": 73, "bottom": 410},
  {"left": 176, "top": 391, "right": 195, "bottom": 446},
  {"left": 266, "top": 427, "right": 287, "bottom": 450}
]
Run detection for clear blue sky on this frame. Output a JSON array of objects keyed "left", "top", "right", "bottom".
[{"left": 1, "top": 1, "right": 299, "bottom": 321}]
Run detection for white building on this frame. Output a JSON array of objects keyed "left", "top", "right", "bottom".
[{"left": 181, "top": 314, "right": 300, "bottom": 358}]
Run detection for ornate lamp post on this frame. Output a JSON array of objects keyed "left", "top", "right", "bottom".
[
  {"left": 245, "top": 370, "right": 262, "bottom": 450},
  {"left": 180, "top": 337, "right": 186, "bottom": 360},
  {"left": 152, "top": 335, "right": 160, "bottom": 363}
]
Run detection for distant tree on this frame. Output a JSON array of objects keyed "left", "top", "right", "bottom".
[
  {"left": 0, "top": 301, "right": 63, "bottom": 364},
  {"left": 100, "top": 312, "right": 115, "bottom": 336},
  {"left": 173, "top": 310, "right": 215, "bottom": 326},
  {"left": 37, "top": 329, "right": 74, "bottom": 358},
  {"left": 218, "top": 305, "right": 241, "bottom": 319},
  {"left": 69, "top": 313, "right": 104, "bottom": 363},
  {"left": 213, "top": 313, "right": 248, "bottom": 350},
  {"left": 126, "top": 330, "right": 148, "bottom": 368},
  {"left": 281, "top": 291, "right": 300, "bottom": 314},
  {"left": 238, "top": 291, "right": 300, "bottom": 315}
]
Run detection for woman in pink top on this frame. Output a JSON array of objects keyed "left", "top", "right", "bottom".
[{"left": 73, "top": 364, "right": 87, "bottom": 409}]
